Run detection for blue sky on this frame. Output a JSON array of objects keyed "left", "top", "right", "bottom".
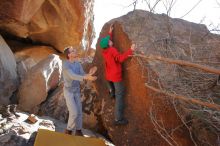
[{"left": 92, "top": 0, "right": 220, "bottom": 48}]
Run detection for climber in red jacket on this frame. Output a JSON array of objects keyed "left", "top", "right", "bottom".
[{"left": 100, "top": 24, "right": 136, "bottom": 125}]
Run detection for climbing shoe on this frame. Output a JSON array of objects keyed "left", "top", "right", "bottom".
[
  {"left": 109, "top": 90, "right": 115, "bottom": 99},
  {"left": 114, "top": 119, "right": 128, "bottom": 125}
]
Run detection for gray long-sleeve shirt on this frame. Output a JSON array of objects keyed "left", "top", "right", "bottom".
[{"left": 62, "top": 60, "right": 85, "bottom": 93}]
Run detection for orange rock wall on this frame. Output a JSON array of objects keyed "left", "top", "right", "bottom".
[
  {"left": 0, "top": 0, "right": 94, "bottom": 52},
  {"left": 93, "top": 15, "right": 194, "bottom": 146}
]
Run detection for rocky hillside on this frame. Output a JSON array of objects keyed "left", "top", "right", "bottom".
[{"left": 0, "top": 105, "right": 113, "bottom": 146}]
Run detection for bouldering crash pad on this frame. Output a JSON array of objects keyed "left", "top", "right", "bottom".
[{"left": 34, "top": 129, "right": 106, "bottom": 146}]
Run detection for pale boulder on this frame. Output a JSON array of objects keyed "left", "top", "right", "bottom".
[
  {"left": 0, "top": 35, "right": 18, "bottom": 105},
  {"left": 18, "top": 54, "right": 62, "bottom": 113}
]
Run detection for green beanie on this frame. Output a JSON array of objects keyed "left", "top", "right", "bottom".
[{"left": 100, "top": 35, "right": 110, "bottom": 49}]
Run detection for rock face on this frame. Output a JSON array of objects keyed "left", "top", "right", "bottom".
[
  {"left": 0, "top": 108, "right": 113, "bottom": 146},
  {"left": 40, "top": 83, "right": 68, "bottom": 122},
  {"left": 93, "top": 10, "right": 220, "bottom": 146},
  {"left": 0, "top": 0, "right": 94, "bottom": 52},
  {"left": 14, "top": 46, "right": 58, "bottom": 63},
  {"left": 81, "top": 79, "right": 102, "bottom": 130},
  {"left": 0, "top": 110, "right": 56, "bottom": 146},
  {"left": 0, "top": 35, "right": 18, "bottom": 105},
  {"left": 18, "top": 54, "right": 62, "bottom": 113}
]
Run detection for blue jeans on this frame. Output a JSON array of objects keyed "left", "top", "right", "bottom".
[
  {"left": 107, "top": 81, "right": 125, "bottom": 121},
  {"left": 63, "top": 88, "right": 82, "bottom": 131}
]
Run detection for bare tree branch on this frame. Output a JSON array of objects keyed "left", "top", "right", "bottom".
[
  {"left": 149, "top": 107, "right": 179, "bottom": 146},
  {"left": 127, "top": 0, "right": 138, "bottom": 10},
  {"left": 134, "top": 54, "right": 220, "bottom": 75},
  {"left": 144, "top": 0, "right": 163, "bottom": 13},
  {"left": 145, "top": 83, "right": 220, "bottom": 110},
  {"left": 180, "top": 0, "right": 203, "bottom": 18},
  {"left": 150, "top": 0, "right": 163, "bottom": 12},
  {"left": 172, "top": 100, "right": 198, "bottom": 146},
  {"left": 162, "top": 0, "right": 177, "bottom": 16}
]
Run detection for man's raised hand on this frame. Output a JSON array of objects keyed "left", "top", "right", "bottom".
[
  {"left": 131, "top": 43, "right": 136, "bottom": 51},
  {"left": 84, "top": 74, "right": 97, "bottom": 81}
]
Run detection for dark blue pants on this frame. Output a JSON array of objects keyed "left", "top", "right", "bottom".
[{"left": 107, "top": 81, "right": 125, "bottom": 121}]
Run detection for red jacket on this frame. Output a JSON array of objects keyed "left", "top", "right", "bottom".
[{"left": 102, "top": 33, "right": 133, "bottom": 82}]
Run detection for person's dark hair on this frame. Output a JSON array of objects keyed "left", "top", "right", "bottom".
[{"left": 64, "top": 46, "right": 71, "bottom": 59}]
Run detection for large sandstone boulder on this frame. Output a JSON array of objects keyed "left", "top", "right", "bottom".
[
  {"left": 6, "top": 41, "right": 61, "bottom": 83},
  {"left": 93, "top": 10, "right": 220, "bottom": 146},
  {"left": 18, "top": 54, "right": 62, "bottom": 113},
  {"left": 0, "top": 35, "right": 18, "bottom": 105},
  {"left": 17, "top": 57, "right": 36, "bottom": 84},
  {"left": 40, "top": 83, "right": 68, "bottom": 122},
  {"left": 81, "top": 79, "right": 102, "bottom": 130},
  {"left": 0, "top": 0, "right": 94, "bottom": 52},
  {"left": 14, "top": 46, "right": 58, "bottom": 63}
]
